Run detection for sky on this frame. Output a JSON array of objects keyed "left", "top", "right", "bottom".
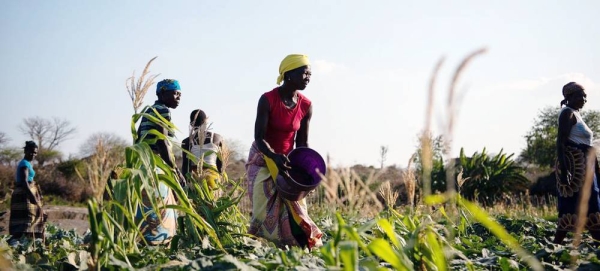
[{"left": 1, "top": 0, "right": 599, "bottom": 167}]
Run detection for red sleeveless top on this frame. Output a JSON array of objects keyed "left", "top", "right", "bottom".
[{"left": 263, "top": 88, "right": 312, "bottom": 155}]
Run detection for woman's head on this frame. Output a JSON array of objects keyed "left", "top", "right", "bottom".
[
  {"left": 561, "top": 82, "right": 587, "bottom": 109},
  {"left": 23, "top": 141, "right": 38, "bottom": 161},
  {"left": 277, "top": 54, "right": 311, "bottom": 90},
  {"left": 190, "top": 109, "right": 207, "bottom": 127},
  {"left": 283, "top": 66, "right": 312, "bottom": 91},
  {"left": 156, "top": 79, "right": 182, "bottom": 109}
]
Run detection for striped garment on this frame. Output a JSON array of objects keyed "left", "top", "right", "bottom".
[
  {"left": 9, "top": 183, "right": 45, "bottom": 235},
  {"left": 137, "top": 101, "right": 174, "bottom": 151}
]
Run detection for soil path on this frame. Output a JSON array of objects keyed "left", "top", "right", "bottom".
[{"left": 0, "top": 205, "right": 89, "bottom": 236}]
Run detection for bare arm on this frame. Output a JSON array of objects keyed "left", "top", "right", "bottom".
[
  {"left": 557, "top": 108, "right": 576, "bottom": 173},
  {"left": 254, "top": 95, "right": 277, "bottom": 159},
  {"left": 156, "top": 128, "right": 176, "bottom": 169},
  {"left": 181, "top": 138, "right": 190, "bottom": 176},
  {"left": 213, "top": 133, "right": 224, "bottom": 172},
  {"left": 156, "top": 126, "right": 186, "bottom": 185},
  {"left": 295, "top": 104, "right": 313, "bottom": 148}
]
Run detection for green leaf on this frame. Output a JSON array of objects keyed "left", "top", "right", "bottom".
[
  {"left": 368, "top": 238, "right": 410, "bottom": 270},
  {"left": 377, "top": 218, "right": 400, "bottom": 248},
  {"left": 339, "top": 241, "right": 359, "bottom": 271},
  {"left": 459, "top": 197, "right": 542, "bottom": 271}
]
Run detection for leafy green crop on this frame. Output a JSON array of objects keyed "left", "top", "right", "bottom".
[{"left": 3, "top": 109, "right": 600, "bottom": 270}]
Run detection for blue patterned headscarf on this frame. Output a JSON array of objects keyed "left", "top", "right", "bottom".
[{"left": 156, "top": 79, "right": 181, "bottom": 94}]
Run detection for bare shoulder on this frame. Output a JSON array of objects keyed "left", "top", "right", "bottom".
[
  {"left": 212, "top": 133, "right": 223, "bottom": 144},
  {"left": 558, "top": 107, "right": 576, "bottom": 125},
  {"left": 559, "top": 107, "right": 574, "bottom": 119},
  {"left": 258, "top": 94, "right": 270, "bottom": 107}
]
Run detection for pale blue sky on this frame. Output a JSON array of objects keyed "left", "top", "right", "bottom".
[{"left": 1, "top": 1, "right": 599, "bottom": 167}]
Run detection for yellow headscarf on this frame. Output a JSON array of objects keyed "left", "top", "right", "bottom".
[{"left": 277, "top": 54, "right": 310, "bottom": 85}]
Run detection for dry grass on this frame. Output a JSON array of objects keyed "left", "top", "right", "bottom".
[
  {"left": 126, "top": 56, "right": 159, "bottom": 114},
  {"left": 486, "top": 193, "right": 557, "bottom": 219},
  {"left": 319, "top": 167, "right": 384, "bottom": 217},
  {"left": 419, "top": 48, "right": 487, "bottom": 206},
  {"left": 220, "top": 141, "right": 232, "bottom": 174},
  {"left": 378, "top": 181, "right": 398, "bottom": 208},
  {"left": 443, "top": 48, "right": 488, "bottom": 194},
  {"left": 76, "top": 138, "right": 121, "bottom": 202},
  {"left": 403, "top": 153, "right": 417, "bottom": 208},
  {"left": 420, "top": 57, "right": 445, "bottom": 197}
]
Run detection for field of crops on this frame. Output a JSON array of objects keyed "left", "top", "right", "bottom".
[
  {"left": 3, "top": 196, "right": 600, "bottom": 270},
  {"left": 1, "top": 128, "right": 599, "bottom": 271},
  {"left": 3, "top": 53, "right": 600, "bottom": 271}
]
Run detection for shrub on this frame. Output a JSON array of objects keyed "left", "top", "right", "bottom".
[
  {"left": 529, "top": 171, "right": 558, "bottom": 197},
  {"left": 35, "top": 167, "right": 92, "bottom": 203},
  {"left": 0, "top": 165, "right": 15, "bottom": 206},
  {"left": 458, "top": 148, "right": 530, "bottom": 206},
  {"left": 55, "top": 158, "right": 86, "bottom": 179}
]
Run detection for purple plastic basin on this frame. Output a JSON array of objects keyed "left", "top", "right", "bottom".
[{"left": 275, "top": 147, "right": 327, "bottom": 201}]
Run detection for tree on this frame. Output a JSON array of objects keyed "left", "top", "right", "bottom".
[
  {"left": 412, "top": 132, "right": 448, "bottom": 196},
  {"left": 79, "top": 132, "right": 129, "bottom": 157},
  {"left": 19, "top": 116, "right": 76, "bottom": 165},
  {"left": 379, "top": 145, "right": 389, "bottom": 169},
  {"left": 0, "top": 132, "right": 20, "bottom": 165},
  {"left": 520, "top": 106, "right": 600, "bottom": 168},
  {"left": 0, "top": 132, "right": 8, "bottom": 146},
  {"left": 0, "top": 147, "right": 21, "bottom": 166},
  {"left": 412, "top": 132, "right": 446, "bottom": 171}
]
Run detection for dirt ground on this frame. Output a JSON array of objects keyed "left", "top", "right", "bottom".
[{"left": 0, "top": 205, "right": 89, "bottom": 236}]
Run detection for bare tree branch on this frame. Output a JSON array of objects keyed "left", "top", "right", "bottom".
[
  {"left": 19, "top": 116, "right": 76, "bottom": 165},
  {"left": 0, "top": 132, "right": 8, "bottom": 146},
  {"left": 79, "top": 132, "right": 129, "bottom": 157},
  {"left": 19, "top": 116, "right": 51, "bottom": 150},
  {"left": 47, "top": 117, "right": 77, "bottom": 150}
]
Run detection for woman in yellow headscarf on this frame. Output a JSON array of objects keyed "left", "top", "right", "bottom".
[{"left": 245, "top": 54, "right": 323, "bottom": 248}]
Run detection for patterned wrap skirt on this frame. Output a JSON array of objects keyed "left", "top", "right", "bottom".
[
  {"left": 555, "top": 141, "right": 600, "bottom": 232},
  {"left": 245, "top": 142, "right": 323, "bottom": 249},
  {"left": 137, "top": 169, "right": 178, "bottom": 245},
  {"left": 9, "top": 182, "right": 45, "bottom": 235}
]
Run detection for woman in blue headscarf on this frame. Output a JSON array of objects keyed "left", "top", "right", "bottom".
[{"left": 136, "top": 79, "right": 184, "bottom": 245}]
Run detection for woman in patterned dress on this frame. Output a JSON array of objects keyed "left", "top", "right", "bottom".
[
  {"left": 9, "top": 141, "right": 46, "bottom": 243},
  {"left": 246, "top": 54, "right": 323, "bottom": 249},
  {"left": 554, "top": 82, "right": 600, "bottom": 244}
]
